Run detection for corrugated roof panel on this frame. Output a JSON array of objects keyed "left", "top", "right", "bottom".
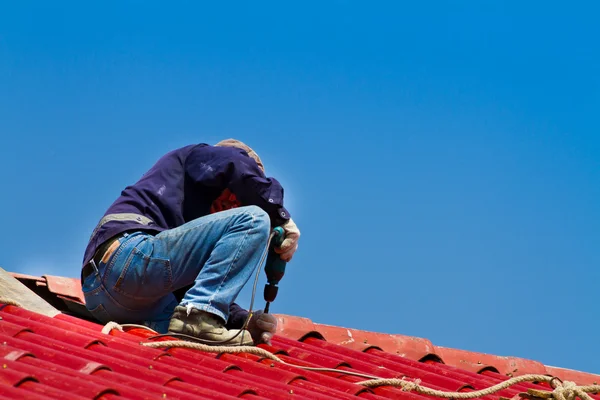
[{"left": 2, "top": 303, "right": 599, "bottom": 400}]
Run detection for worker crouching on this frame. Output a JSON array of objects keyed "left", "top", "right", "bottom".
[{"left": 80, "top": 139, "right": 300, "bottom": 346}]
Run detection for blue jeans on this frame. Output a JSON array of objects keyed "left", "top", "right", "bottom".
[{"left": 82, "top": 206, "right": 271, "bottom": 333}]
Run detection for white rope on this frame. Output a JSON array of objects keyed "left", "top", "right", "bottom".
[{"left": 102, "top": 322, "right": 600, "bottom": 400}]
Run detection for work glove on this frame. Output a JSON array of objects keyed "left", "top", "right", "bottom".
[
  {"left": 247, "top": 310, "right": 277, "bottom": 345},
  {"left": 274, "top": 218, "right": 300, "bottom": 262}
]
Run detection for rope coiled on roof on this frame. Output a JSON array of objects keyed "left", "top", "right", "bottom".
[
  {"left": 102, "top": 322, "right": 600, "bottom": 400},
  {"left": 358, "top": 376, "right": 600, "bottom": 400},
  {"left": 142, "top": 339, "right": 286, "bottom": 362},
  {"left": 140, "top": 339, "right": 383, "bottom": 379}
]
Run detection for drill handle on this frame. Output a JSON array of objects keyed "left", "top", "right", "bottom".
[{"left": 265, "top": 226, "right": 286, "bottom": 284}]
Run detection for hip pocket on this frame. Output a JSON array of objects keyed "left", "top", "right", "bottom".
[{"left": 113, "top": 243, "right": 173, "bottom": 300}]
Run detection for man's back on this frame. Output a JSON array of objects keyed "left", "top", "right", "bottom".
[{"left": 83, "top": 143, "right": 289, "bottom": 266}]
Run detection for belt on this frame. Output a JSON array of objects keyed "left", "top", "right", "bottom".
[{"left": 81, "top": 235, "right": 124, "bottom": 283}]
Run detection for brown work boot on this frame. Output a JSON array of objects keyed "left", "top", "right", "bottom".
[{"left": 168, "top": 305, "right": 254, "bottom": 346}]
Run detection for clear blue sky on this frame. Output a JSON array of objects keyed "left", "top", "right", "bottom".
[{"left": 1, "top": 2, "right": 598, "bottom": 374}]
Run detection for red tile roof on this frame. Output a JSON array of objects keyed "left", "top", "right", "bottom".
[{"left": 1, "top": 273, "right": 599, "bottom": 399}]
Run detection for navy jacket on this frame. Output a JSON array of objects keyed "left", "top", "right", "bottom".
[{"left": 83, "top": 143, "right": 291, "bottom": 326}]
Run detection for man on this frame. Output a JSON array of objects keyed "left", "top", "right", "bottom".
[{"left": 81, "top": 139, "right": 300, "bottom": 346}]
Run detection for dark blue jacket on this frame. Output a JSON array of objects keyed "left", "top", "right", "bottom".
[{"left": 83, "top": 143, "right": 291, "bottom": 326}]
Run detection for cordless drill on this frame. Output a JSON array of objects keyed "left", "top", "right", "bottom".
[{"left": 263, "top": 226, "right": 286, "bottom": 313}]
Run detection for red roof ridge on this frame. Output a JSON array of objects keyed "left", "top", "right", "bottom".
[{"left": 273, "top": 314, "right": 600, "bottom": 385}]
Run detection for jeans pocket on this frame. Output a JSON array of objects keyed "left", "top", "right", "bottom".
[{"left": 113, "top": 246, "right": 173, "bottom": 300}]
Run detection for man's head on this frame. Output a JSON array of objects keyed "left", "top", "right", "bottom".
[
  {"left": 211, "top": 139, "right": 264, "bottom": 214},
  {"left": 215, "top": 138, "right": 264, "bottom": 172}
]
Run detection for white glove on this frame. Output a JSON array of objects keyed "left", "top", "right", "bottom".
[
  {"left": 248, "top": 310, "right": 277, "bottom": 345},
  {"left": 274, "top": 218, "right": 300, "bottom": 262}
]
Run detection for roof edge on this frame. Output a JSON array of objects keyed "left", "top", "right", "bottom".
[
  {"left": 0, "top": 267, "right": 60, "bottom": 317},
  {"left": 274, "top": 314, "right": 600, "bottom": 384}
]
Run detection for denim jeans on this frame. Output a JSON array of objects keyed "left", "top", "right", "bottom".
[{"left": 82, "top": 205, "right": 271, "bottom": 333}]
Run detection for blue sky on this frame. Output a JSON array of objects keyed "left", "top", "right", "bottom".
[{"left": 1, "top": 2, "right": 598, "bottom": 374}]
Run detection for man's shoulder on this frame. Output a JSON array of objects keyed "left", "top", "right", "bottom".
[
  {"left": 158, "top": 143, "right": 212, "bottom": 163},
  {"left": 171, "top": 143, "right": 209, "bottom": 155}
]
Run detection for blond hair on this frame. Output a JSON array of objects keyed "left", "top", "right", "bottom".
[{"left": 215, "top": 139, "right": 264, "bottom": 172}]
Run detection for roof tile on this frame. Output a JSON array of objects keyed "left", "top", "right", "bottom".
[{"left": 42, "top": 275, "right": 86, "bottom": 304}]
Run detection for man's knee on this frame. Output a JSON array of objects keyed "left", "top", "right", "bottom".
[
  {"left": 237, "top": 206, "right": 270, "bottom": 235},
  {"left": 246, "top": 205, "right": 270, "bottom": 225}
]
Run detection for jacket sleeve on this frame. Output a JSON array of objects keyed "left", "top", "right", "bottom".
[
  {"left": 187, "top": 144, "right": 291, "bottom": 226},
  {"left": 226, "top": 303, "right": 249, "bottom": 329}
]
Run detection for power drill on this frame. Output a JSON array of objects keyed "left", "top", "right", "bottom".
[{"left": 263, "top": 226, "right": 286, "bottom": 313}]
